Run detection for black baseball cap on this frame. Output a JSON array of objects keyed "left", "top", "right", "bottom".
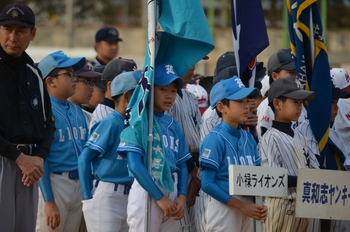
[
  {"left": 214, "top": 51, "right": 236, "bottom": 77},
  {"left": 101, "top": 58, "right": 137, "bottom": 81},
  {"left": 267, "top": 48, "right": 295, "bottom": 76},
  {"left": 332, "top": 83, "right": 350, "bottom": 99},
  {"left": 268, "top": 77, "right": 316, "bottom": 105},
  {"left": 0, "top": 2, "right": 35, "bottom": 28},
  {"left": 95, "top": 27, "right": 123, "bottom": 42},
  {"left": 76, "top": 62, "right": 102, "bottom": 78}
]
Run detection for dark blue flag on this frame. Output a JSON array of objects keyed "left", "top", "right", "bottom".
[
  {"left": 230, "top": 0, "right": 269, "bottom": 87},
  {"left": 288, "top": 0, "right": 332, "bottom": 152}
]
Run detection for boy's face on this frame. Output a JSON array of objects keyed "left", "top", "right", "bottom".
[
  {"left": 84, "top": 86, "right": 105, "bottom": 108},
  {"left": 153, "top": 82, "right": 178, "bottom": 113},
  {"left": 218, "top": 97, "right": 250, "bottom": 128},
  {"left": 274, "top": 98, "right": 303, "bottom": 122},
  {"left": 271, "top": 69, "right": 297, "bottom": 82},
  {"left": 48, "top": 67, "right": 77, "bottom": 100},
  {"left": 70, "top": 77, "right": 95, "bottom": 105},
  {"left": 331, "top": 99, "right": 339, "bottom": 123}
]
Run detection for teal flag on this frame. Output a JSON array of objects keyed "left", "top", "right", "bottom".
[{"left": 120, "top": 0, "right": 214, "bottom": 192}]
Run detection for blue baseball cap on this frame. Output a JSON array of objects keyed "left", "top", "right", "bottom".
[
  {"left": 210, "top": 76, "right": 260, "bottom": 109},
  {"left": 95, "top": 27, "right": 123, "bottom": 42},
  {"left": 154, "top": 63, "right": 183, "bottom": 88},
  {"left": 111, "top": 70, "right": 142, "bottom": 97},
  {"left": 38, "top": 50, "right": 86, "bottom": 79}
]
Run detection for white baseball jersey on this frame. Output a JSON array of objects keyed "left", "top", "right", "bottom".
[
  {"left": 89, "top": 103, "right": 114, "bottom": 129},
  {"left": 166, "top": 89, "right": 202, "bottom": 154}
]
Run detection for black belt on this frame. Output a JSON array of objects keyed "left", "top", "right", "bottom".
[
  {"left": 12, "top": 144, "right": 34, "bottom": 155},
  {"left": 94, "top": 180, "right": 132, "bottom": 195},
  {"left": 52, "top": 170, "right": 79, "bottom": 180}
]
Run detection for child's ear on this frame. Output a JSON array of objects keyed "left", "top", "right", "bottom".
[
  {"left": 216, "top": 102, "right": 226, "bottom": 114},
  {"left": 273, "top": 99, "right": 281, "bottom": 110},
  {"left": 107, "top": 81, "right": 112, "bottom": 92},
  {"left": 123, "top": 91, "right": 131, "bottom": 103},
  {"left": 45, "top": 77, "right": 56, "bottom": 87}
]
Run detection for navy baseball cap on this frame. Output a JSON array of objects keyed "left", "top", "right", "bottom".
[
  {"left": 154, "top": 63, "right": 183, "bottom": 88},
  {"left": 267, "top": 48, "right": 295, "bottom": 75},
  {"left": 92, "top": 65, "right": 106, "bottom": 90},
  {"left": 111, "top": 70, "right": 142, "bottom": 97},
  {"left": 38, "top": 50, "right": 86, "bottom": 79},
  {"left": 76, "top": 62, "right": 101, "bottom": 78},
  {"left": 0, "top": 2, "right": 35, "bottom": 28},
  {"left": 268, "top": 77, "right": 316, "bottom": 105},
  {"left": 95, "top": 27, "right": 123, "bottom": 42},
  {"left": 215, "top": 51, "right": 236, "bottom": 77},
  {"left": 101, "top": 58, "right": 137, "bottom": 81},
  {"left": 210, "top": 76, "right": 260, "bottom": 109}
]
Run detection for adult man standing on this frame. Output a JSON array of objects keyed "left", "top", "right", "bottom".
[
  {"left": 0, "top": 2, "right": 55, "bottom": 232},
  {"left": 92, "top": 27, "right": 123, "bottom": 66}
]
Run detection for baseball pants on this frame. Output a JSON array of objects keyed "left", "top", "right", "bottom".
[
  {"left": 0, "top": 156, "right": 39, "bottom": 232},
  {"left": 264, "top": 197, "right": 309, "bottom": 232},
  {"left": 127, "top": 174, "right": 180, "bottom": 232},
  {"left": 36, "top": 173, "right": 82, "bottom": 232},
  {"left": 82, "top": 180, "right": 129, "bottom": 232},
  {"left": 205, "top": 196, "right": 255, "bottom": 232}
]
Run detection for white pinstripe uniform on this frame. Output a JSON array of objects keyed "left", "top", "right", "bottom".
[
  {"left": 256, "top": 98, "right": 307, "bottom": 140},
  {"left": 166, "top": 88, "right": 202, "bottom": 231},
  {"left": 89, "top": 103, "right": 114, "bottom": 129},
  {"left": 259, "top": 127, "right": 319, "bottom": 232}
]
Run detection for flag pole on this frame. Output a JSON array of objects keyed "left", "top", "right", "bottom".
[{"left": 145, "top": 0, "right": 157, "bottom": 231}]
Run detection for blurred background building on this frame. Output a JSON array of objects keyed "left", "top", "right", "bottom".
[{"left": 1, "top": 0, "right": 349, "bottom": 75}]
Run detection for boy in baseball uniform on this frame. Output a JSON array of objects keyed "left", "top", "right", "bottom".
[
  {"left": 36, "top": 50, "right": 87, "bottom": 232},
  {"left": 117, "top": 63, "right": 192, "bottom": 232},
  {"left": 259, "top": 77, "right": 319, "bottom": 232},
  {"left": 200, "top": 76, "right": 267, "bottom": 232},
  {"left": 78, "top": 70, "right": 141, "bottom": 232}
]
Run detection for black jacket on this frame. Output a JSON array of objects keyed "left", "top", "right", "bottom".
[{"left": 0, "top": 46, "right": 55, "bottom": 161}]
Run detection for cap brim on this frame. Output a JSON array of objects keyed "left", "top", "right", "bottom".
[
  {"left": 0, "top": 20, "right": 34, "bottom": 28},
  {"left": 104, "top": 37, "right": 123, "bottom": 42},
  {"left": 156, "top": 76, "right": 184, "bottom": 89},
  {"left": 283, "top": 90, "right": 316, "bottom": 101},
  {"left": 280, "top": 60, "right": 295, "bottom": 71},
  {"left": 226, "top": 88, "right": 260, "bottom": 101},
  {"left": 332, "top": 88, "right": 350, "bottom": 99},
  {"left": 202, "top": 56, "right": 209, "bottom": 60},
  {"left": 57, "top": 57, "right": 86, "bottom": 73},
  {"left": 94, "top": 82, "right": 106, "bottom": 91},
  {"left": 77, "top": 71, "right": 102, "bottom": 78}
]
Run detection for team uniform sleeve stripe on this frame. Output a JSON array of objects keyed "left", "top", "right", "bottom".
[
  {"left": 178, "top": 152, "right": 192, "bottom": 164},
  {"left": 85, "top": 141, "right": 105, "bottom": 154},
  {"left": 201, "top": 157, "right": 220, "bottom": 170}
]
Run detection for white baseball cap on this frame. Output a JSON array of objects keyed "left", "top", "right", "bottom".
[
  {"left": 260, "top": 75, "right": 270, "bottom": 97},
  {"left": 331, "top": 68, "right": 350, "bottom": 92},
  {"left": 186, "top": 84, "right": 208, "bottom": 115}
]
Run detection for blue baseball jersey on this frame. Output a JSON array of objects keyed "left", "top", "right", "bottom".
[
  {"left": 118, "top": 111, "right": 191, "bottom": 172},
  {"left": 200, "top": 121, "right": 261, "bottom": 195},
  {"left": 39, "top": 96, "right": 88, "bottom": 201},
  {"left": 46, "top": 96, "right": 88, "bottom": 172},
  {"left": 85, "top": 110, "right": 132, "bottom": 184}
]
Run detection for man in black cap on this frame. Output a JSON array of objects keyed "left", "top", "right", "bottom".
[
  {"left": 92, "top": 27, "right": 123, "bottom": 66},
  {"left": 0, "top": 2, "right": 55, "bottom": 231}
]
